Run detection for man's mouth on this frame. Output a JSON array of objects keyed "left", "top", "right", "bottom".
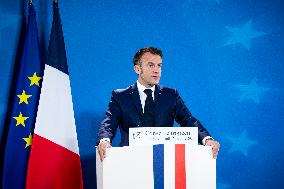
[{"left": 152, "top": 76, "right": 159, "bottom": 79}]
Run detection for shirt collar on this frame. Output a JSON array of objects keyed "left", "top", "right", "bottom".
[{"left": 136, "top": 81, "right": 155, "bottom": 94}]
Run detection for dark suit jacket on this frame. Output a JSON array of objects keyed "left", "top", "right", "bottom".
[{"left": 97, "top": 83, "right": 210, "bottom": 146}]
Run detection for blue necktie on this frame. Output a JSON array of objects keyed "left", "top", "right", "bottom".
[{"left": 143, "top": 89, "right": 154, "bottom": 127}]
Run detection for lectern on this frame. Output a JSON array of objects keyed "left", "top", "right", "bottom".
[{"left": 96, "top": 128, "right": 216, "bottom": 189}]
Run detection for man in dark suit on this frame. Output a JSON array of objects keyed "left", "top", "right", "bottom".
[{"left": 97, "top": 47, "right": 220, "bottom": 160}]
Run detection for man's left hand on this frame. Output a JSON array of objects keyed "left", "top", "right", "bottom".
[{"left": 205, "top": 139, "right": 220, "bottom": 159}]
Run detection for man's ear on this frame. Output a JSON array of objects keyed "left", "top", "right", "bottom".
[{"left": 134, "top": 65, "right": 140, "bottom": 74}]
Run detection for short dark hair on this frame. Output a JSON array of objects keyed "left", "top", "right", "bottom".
[{"left": 133, "top": 47, "right": 163, "bottom": 66}]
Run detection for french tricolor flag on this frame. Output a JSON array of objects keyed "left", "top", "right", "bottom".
[
  {"left": 154, "top": 144, "right": 215, "bottom": 189},
  {"left": 97, "top": 144, "right": 215, "bottom": 189},
  {"left": 26, "top": 2, "right": 83, "bottom": 189}
]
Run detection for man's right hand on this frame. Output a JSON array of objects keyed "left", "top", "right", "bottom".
[{"left": 97, "top": 140, "right": 112, "bottom": 161}]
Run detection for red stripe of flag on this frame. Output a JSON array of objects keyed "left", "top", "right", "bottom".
[
  {"left": 175, "top": 144, "right": 186, "bottom": 189},
  {"left": 26, "top": 134, "right": 83, "bottom": 189}
]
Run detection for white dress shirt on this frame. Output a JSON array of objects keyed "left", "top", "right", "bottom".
[{"left": 136, "top": 81, "right": 155, "bottom": 113}]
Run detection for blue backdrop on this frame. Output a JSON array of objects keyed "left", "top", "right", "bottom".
[{"left": 1, "top": 0, "right": 283, "bottom": 188}]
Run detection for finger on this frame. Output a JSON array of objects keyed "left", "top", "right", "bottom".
[
  {"left": 213, "top": 144, "right": 220, "bottom": 159},
  {"left": 216, "top": 142, "right": 220, "bottom": 149},
  {"left": 102, "top": 147, "right": 106, "bottom": 160},
  {"left": 98, "top": 148, "right": 103, "bottom": 161},
  {"left": 213, "top": 150, "right": 218, "bottom": 159},
  {"left": 213, "top": 148, "right": 218, "bottom": 159},
  {"left": 98, "top": 144, "right": 106, "bottom": 161}
]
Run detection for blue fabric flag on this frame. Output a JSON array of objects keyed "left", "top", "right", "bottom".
[{"left": 1, "top": 3, "right": 43, "bottom": 189}]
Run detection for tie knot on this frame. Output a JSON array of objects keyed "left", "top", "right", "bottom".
[{"left": 144, "top": 89, "right": 152, "bottom": 97}]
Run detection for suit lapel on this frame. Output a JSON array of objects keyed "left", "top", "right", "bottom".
[
  {"left": 130, "top": 83, "right": 163, "bottom": 127},
  {"left": 130, "top": 83, "right": 143, "bottom": 123},
  {"left": 154, "top": 85, "right": 162, "bottom": 126}
]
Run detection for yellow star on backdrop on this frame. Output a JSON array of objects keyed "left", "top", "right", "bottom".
[
  {"left": 17, "top": 90, "right": 32, "bottom": 104},
  {"left": 28, "top": 72, "right": 42, "bottom": 87},
  {"left": 23, "top": 133, "right": 33, "bottom": 148},
  {"left": 13, "top": 112, "right": 29, "bottom": 127}
]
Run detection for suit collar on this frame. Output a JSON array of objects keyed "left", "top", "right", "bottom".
[
  {"left": 129, "top": 83, "right": 163, "bottom": 126},
  {"left": 130, "top": 83, "right": 143, "bottom": 120},
  {"left": 136, "top": 81, "right": 156, "bottom": 94},
  {"left": 131, "top": 83, "right": 163, "bottom": 99},
  {"left": 154, "top": 84, "right": 162, "bottom": 98}
]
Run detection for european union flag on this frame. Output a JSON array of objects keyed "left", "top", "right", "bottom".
[{"left": 1, "top": 3, "right": 43, "bottom": 189}]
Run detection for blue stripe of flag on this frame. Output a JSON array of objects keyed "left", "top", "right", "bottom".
[{"left": 153, "top": 144, "right": 164, "bottom": 189}]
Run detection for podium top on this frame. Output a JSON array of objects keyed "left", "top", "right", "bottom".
[{"left": 129, "top": 127, "right": 198, "bottom": 146}]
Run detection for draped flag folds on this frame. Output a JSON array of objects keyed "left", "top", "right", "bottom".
[
  {"left": 1, "top": 3, "right": 43, "bottom": 189},
  {"left": 26, "top": 2, "right": 83, "bottom": 189}
]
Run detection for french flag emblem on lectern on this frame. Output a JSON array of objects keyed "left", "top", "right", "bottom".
[{"left": 96, "top": 144, "right": 216, "bottom": 189}]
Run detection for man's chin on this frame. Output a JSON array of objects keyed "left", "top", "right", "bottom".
[{"left": 151, "top": 81, "right": 160, "bottom": 86}]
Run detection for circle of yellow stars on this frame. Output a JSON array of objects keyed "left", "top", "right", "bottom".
[{"left": 13, "top": 71, "right": 42, "bottom": 148}]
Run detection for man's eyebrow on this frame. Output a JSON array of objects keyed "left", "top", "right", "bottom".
[{"left": 147, "top": 62, "right": 162, "bottom": 64}]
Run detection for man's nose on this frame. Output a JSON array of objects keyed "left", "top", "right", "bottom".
[{"left": 153, "top": 66, "right": 160, "bottom": 73}]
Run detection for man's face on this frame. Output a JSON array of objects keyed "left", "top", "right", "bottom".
[{"left": 134, "top": 52, "right": 162, "bottom": 88}]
